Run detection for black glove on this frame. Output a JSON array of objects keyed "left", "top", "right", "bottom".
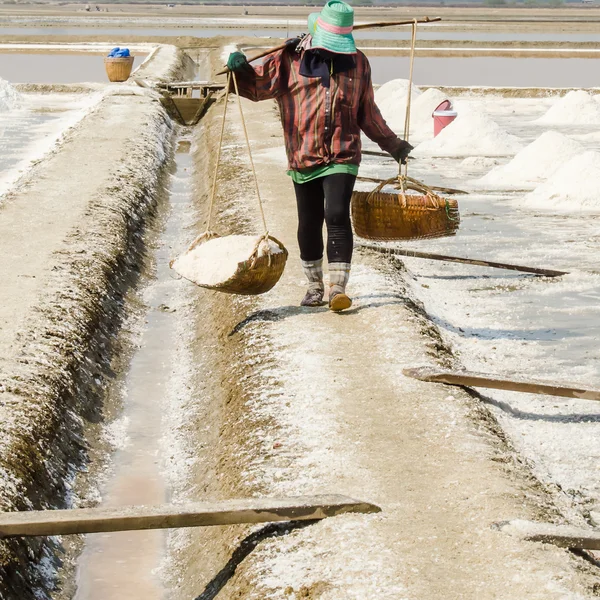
[
  {"left": 390, "top": 139, "right": 414, "bottom": 165},
  {"left": 226, "top": 51, "right": 248, "bottom": 72},
  {"left": 285, "top": 37, "right": 302, "bottom": 51}
]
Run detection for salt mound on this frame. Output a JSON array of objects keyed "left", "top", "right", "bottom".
[
  {"left": 523, "top": 150, "right": 600, "bottom": 212},
  {"left": 375, "top": 78, "right": 421, "bottom": 122},
  {"left": 0, "top": 78, "right": 20, "bottom": 112},
  {"left": 408, "top": 88, "right": 451, "bottom": 136},
  {"left": 476, "top": 131, "right": 584, "bottom": 189},
  {"left": 536, "top": 90, "right": 600, "bottom": 125},
  {"left": 375, "top": 82, "right": 448, "bottom": 139},
  {"left": 414, "top": 109, "right": 522, "bottom": 158},
  {"left": 172, "top": 234, "right": 283, "bottom": 287}
]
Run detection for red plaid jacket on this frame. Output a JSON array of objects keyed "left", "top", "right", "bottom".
[{"left": 233, "top": 46, "right": 403, "bottom": 171}]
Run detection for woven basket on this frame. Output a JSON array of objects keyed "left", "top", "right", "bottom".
[
  {"left": 352, "top": 176, "right": 460, "bottom": 241},
  {"left": 173, "top": 233, "right": 288, "bottom": 296},
  {"left": 104, "top": 56, "right": 134, "bottom": 83}
]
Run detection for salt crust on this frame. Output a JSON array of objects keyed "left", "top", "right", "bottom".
[
  {"left": 536, "top": 90, "right": 600, "bottom": 125},
  {"left": 523, "top": 150, "right": 600, "bottom": 211},
  {"left": 172, "top": 234, "right": 283, "bottom": 286},
  {"left": 414, "top": 108, "right": 522, "bottom": 157},
  {"left": 0, "top": 77, "right": 20, "bottom": 112},
  {"left": 475, "top": 131, "right": 584, "bottom": 190}
]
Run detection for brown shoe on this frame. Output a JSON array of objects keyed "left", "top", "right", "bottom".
[
  {"left": 329, "top": 289, "right": 352, "bottom": 312},
  {"left": 301, "top": 288, "right": 325, "bottom": 307}
]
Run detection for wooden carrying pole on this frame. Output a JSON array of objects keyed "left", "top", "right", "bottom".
[
  {"left": 357, "top": 243, "right": 568, "bottom": 277},
  {"left": 216, "top": 16, "right": 441, "bottom": 76},
  {"left": 498, "top": 520, "right": 600, "bottom": 550},
  {"left": 403, "top": 367, "right": 600, "bottom": 402},
  {"left": 0, "top": 495, "right": 380, "bottom": 538}
]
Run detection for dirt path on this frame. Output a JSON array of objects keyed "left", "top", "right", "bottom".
[{"left": 160, "top": 91, "right": 600, "bottom": 598}]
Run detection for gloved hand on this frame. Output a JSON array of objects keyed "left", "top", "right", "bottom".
[
  {"left": 226, "top": 51, "right": 248, "bottom": 72},
  {"left": 285, "top": 37, "right": 302, "bottom": 50},
  {"left": 390, "top": 139, "right": 414, "bottom": 165}
]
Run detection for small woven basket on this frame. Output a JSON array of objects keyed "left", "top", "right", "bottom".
[
  {"left": 175, "top": 233, "right": 288, "bottom": 296},
  {"left": 352, "top": 176, "right": 460, "bottom": 241},
  {"left": 104, "top": 56, "right": 134, "bottom": 83}
]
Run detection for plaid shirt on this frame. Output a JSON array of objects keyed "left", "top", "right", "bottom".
[{"left": 233, "top": 46, "right": 403, "bottom": 171}]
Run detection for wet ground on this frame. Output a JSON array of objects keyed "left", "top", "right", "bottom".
[
  {"left": 358, "top": 93, "right": 600, "bottom": 506},
  {"left": 74, "top": 138, "right": 194, "bottom": 599},
  {"left": 0, "top": 92, "right": 100, "bottom": 198}
]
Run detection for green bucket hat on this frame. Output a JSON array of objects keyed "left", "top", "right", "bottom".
[
  {"left": 311, "top": 0, "right": 356, "bottom": 55},
  {"left": 308, "top": 12, "right": 319, "bottom": 35}
]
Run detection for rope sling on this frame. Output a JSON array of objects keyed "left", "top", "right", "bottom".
[
  {"left": 177, "top": 71, "right": 288, "bottom": 295},
  {"left": 351, "top": 20, "right": 461, "bottom": 241}
]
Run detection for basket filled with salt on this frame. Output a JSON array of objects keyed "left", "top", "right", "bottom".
[
  {"left": 171, "top": 71, "right": 288, "bottom": 296},
  {"left": 171, "top": 233, "right": 287, "bottom": 295}
]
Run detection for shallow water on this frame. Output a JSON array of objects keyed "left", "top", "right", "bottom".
[
  {"left": 4, "top": 25, "right": 600, "bottom": 42},
  {"left": 74, "top": 139, "right": 194, "bottom": 600},
  {"left": 0, "top": 93, "right": 97, "bottom": 198},
  {"left": 368, "top": 55, "right": 600, "bottom": 87},
  {"left": 0, "top": 52, "right": 145, "bottom": 83}
]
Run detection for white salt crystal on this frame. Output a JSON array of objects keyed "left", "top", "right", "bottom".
[
  {"left": 475, "top": 131, "right": 584, "bottom": 190},
  {"left": 522, "top": 150, "right": 600, "bottom": 212},
  {"left": 0, "top": 77, "right": 21, "bottom": 112},
  {"left": 413, "top": 109, "right": 522, "bottom": 158},
  {"left": 375, "top": 78, "right": 421, "bottom": 122},
  {"left": 535, "top": 90, "right": 600, "bottom": 125},
  {"left": 172, "top": 234, "right": 283, "bottom": 287}
]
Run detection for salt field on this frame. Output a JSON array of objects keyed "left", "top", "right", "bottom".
[
  {"left": 1, "top": 6, "right": 600, "bottom": 599},
  {"left": 359, "top": 84, "right": 600, "bottom": 509}
]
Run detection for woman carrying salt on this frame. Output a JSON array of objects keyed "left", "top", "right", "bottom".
[{"left": 227, "top": 0, "right": 412, "bottom": 311}]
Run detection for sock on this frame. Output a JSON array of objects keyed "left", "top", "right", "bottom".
[
  {"left": 302, "top": 259, "right": 324, "bottom": 291},
  {"left": 329, "top": 262, "right": 351, "bottom": 295}
]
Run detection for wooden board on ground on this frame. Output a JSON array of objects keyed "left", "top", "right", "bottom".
[
  {"left": 403, "top": 366, "right": 600, "bottom": 402},
  {"left": 497, "top": 519, "right": 600, "bottom": 550},
  {"left": 0, "top": 495, "right": 380, "bottom": 538},
  {"left": 357, "top": 243, "right": 568, "bottom": 277}
]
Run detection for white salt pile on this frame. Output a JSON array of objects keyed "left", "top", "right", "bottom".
[
  {"left": 523, "top": 150, "right": 600, "bottom": 212},
  {"left": 172, "top": 234, "right": 283, "bottom": 287},
  {"left": 475, "top": 131, "right": 584, "bottom": 190},
  {"left": 414, "top": 109, "right": 522, "bottom": 157},
  {"left": 0, "top": 77, "right": 21, "bottom": 112},
  {"left": 375, "top": 81, "right": 448, "bottom": 139},
  {"left": 374, "top": 78, "right": 421, "bottom": 122},
  {"left": 535, "top": 90, "right": 600, "bottom": 125}
]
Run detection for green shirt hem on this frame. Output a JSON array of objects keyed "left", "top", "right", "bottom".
[{"left": 287, "top": 163, "right": 359, "bottom": 184}]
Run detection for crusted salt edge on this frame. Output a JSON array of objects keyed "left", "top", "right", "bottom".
[
  {"left": 414, "top": 108, "right": 522, "bottom": 157},
  {"left": 172, "top": 234, "right": 283, "bottom": 287},
  {"left": 0, "top": 77, "right": 20, "bottom": 112},
  {"left": 522, "top": 149, "right": 600, "bottom": 212},
  {"left": 535, "top": 90, "right": 600, "bottom": 125},
  {"left": 474, "top": 130, "right": 584, "bottom": 190}
]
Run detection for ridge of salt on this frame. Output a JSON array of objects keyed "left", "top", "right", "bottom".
[
  {"left": 172, "top": 234, "right": 283, "bottom": 287},
  {"left": 535, "top": 90, "right": 600, "bottom": 125},
  {"left": 375, "top": 78, "right": 422, "bottom": 120},
  {"left": 414, "top": 109, "right": 522, "bottom": 158},
  {"left": 383, "top": 87, "right": 450, "bottom": 139},
  {"left": 0, "top": 77, "right": 21, "bottom": 113},
  {"left": 522, "top": 150, "right": 600, "bottom": 212},
  {"left": 475, "top": 131, "right": 584, "bottom": 190}
]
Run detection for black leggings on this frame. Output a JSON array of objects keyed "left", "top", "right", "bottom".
[{"left": 293, "top": 173, "right": 356, "bottom": 263}]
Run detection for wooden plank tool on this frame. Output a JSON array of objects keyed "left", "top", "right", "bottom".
[
  {"left": 403, "top": 367, "right": 600, "bottom": 402},
  {"left": 0, "top": 495, "right": 380, "bottom": 538},
  {"left": 497, "top": 519, "right": 600, "bottom": 550}
]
